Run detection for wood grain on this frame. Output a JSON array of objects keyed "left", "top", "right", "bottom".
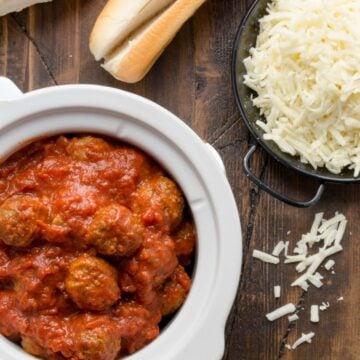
[{"left": 0, "top": 0, "right": 359, "bottom": 359}]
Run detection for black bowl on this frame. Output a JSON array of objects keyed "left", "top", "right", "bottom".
[{"left": 232, "top": 0, "right": 360, "bottom": 207}]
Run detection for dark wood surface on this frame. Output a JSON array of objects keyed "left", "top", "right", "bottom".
[{"left": 0, "top": 1, "right": 359, "bottom": 359}]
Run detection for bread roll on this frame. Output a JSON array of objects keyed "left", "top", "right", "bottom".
[
  {"left": 0, "top": 0, "right": 52, "bottom": 16},
  {"left": 90, "top": 0, "right": 176, "bottom": 61},
  {"left": 102, "top": 0, "right": 207, "bottom": 83}
]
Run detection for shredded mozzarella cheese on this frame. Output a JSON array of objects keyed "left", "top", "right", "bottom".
[
  {"left": 310, "top": 305, "right": 319, "bottom": 323},
  {"left": 288, "top": 314, "right": 299, "bottom": 322},
  {"left": 256, "top": 210, "right": 347, "bottom": 354},
  {"left": 324, "top": 259, "right": 335, "bottom": 270},
  {"left": 319, "top": 302, "right": 330, "bottom": 311},
  {"left": 292, "top": 332, "right": 315, "bottom": 349},
  {"left": 287, "top": 212, "right": 346, "bottom": 290},
  {"left": 243, "top": 0, "right": 360, "bottom": 176},
  {"left": 274, "top": 285, "right": 281, "bottom": 298},
  {"left": 291, "top": 244, "right": 343, "bottom": 289},
  {"left": 253, "top": 249, "right": 280, "bottom": 264},
  {"left": 266, "top": 303, "right": 296, "bottom": 321},
  {"left": 272, "top": 241, "right": 286, "bottom": 256}
]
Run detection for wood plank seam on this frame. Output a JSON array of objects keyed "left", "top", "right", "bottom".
[
  {"left": 278, "top": 290, "right": 308, "bottom": 358},
  {"left": 216, "top": 137, "right": 248, "bottom": 152},
  {"left": 242, "top": 154, "right": 269, "bottom": 271},
  {"left": 223, "top": 154, "right": 269, "bottom": 359},
  {"left": 11, "top": 13, "right": 58, "bottom": 85},
  {"left": 208, "top": 112, "right": 241, "bottom": 144}
]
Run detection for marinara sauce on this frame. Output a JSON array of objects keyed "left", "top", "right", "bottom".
[{"left": 0, "top": 135, "right": 195, "bottom": 360}]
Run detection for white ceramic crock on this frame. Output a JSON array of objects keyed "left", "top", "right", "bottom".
[{"left": 0, "top": 77, "right": 242, "bottom": 360}]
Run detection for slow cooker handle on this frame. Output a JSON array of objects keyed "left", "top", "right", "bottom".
[
  {"left": 0, "top": 77, "right": 23, "bottom": 101},
  {"left": 243, "top": 145, "right": 325, "bottom": 208}
]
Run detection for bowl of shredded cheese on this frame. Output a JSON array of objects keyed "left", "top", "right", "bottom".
[{"left": 233, "top": 0, "right": 360, "bottom": 207}]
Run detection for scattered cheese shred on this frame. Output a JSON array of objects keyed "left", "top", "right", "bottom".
[
  {"left": 292, "top": 332, "right": 315, "bottom": 349},
  {"left": 299, "top": 281, "right": 309, "bottom": 291},
  {"left": 307, "top": 272, "right": 324, "bottom": 289},
  {"left": 284, "top": 255, "right": 306, "bottom": 264},
  {"left": 318, "top": 214, "right": 346, "bottom": 234},
  {"left": 310, "top": 305, "right": 319, "bottom": 323},
  {"left": 266, "top": 303, "right": 296, "bottom": 322},
  {"left": 252, "top": 249, "right": 280, "bottom": 264},
  {"left": 310, "top": 213, "right": 324, "bottom": 237},
  {"left": 286, "top": 212, "right": 346, "bottom": 290},
  {"left": 255, "top": 212, "right": 348, "bottom": 353},
  {"left": 288, "top": 314, "right": 299, "bottom": 322},
  {"left": 243, "top": 0, "right": 360, "bottom": 176},
  {"left": 284, "top": 241, "right": 290, "bottom": 257},
  {"left": 324, "top": 259, "right": 335, "bottom": 270},
  {"left": 291, "top": 244, "right": 342, "bottom": 289},
  {"left": 335, "top": 220, "right": 348, "bottom": 245},
  {"left": 274, "top": 285, "right": 281, "bottom": 298},
  {"left": 272, "top": 241, "right": 286, "bottom": 256},
  {"left": 319, "top": 302, "right": 330, "bottom": 311},
  {"left": 256, "top": 211, "right": 347, "bottom": 354}
]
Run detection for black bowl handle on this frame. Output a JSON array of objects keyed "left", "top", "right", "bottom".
[{"left": 244, "top": 145, "right": 325, "bottom": 208}]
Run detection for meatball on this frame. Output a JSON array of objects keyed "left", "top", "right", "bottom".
[
  {"left": 0, "top": 245, "right": 9, "bottom": 279},
  {"left": 28, "top": 315, "right": 73, "bottom": 358},
  {"left": 65, "top": 255, "right": 120, "bottom": 311},
  {"left": 0, "top": 291, "right": 28, "bottom": 340},
  {"left": 22, "top": 336, "right": 67, "bottom": 359},
  {"left": 0, "top": 196, "right": 46, "bottom": 247},
  {"left": 120, "top": 235, "right": 178, "bottom": 304},
  {"left": 172, "top": 222, "right": 196, "bottom": 258},
  {"left": 133, "top": 176, "right": 185, "bottom": 230},
  {"left": 87, "top": 204, "right": 144, "bottom": 257},
  {"left": 113, "top": 301, "right": 160, "bottom": 355},
  {"left": 66, "top": 136, "right": 111, "bottom": 161},
  {"left": 70, "top": 314, "right": 121, "bottom": 360},
  {"left": 21, "top": 337, "right": 48, "bottom": 358},
  {"left": 46, "top": 183, "right": 106, "bottom": 248},
  {"left": 159, "top": 265, "right": 191, "bottom": 316},
  {"left": 8, "top": 246, "right": 79, "bottom": 313}
]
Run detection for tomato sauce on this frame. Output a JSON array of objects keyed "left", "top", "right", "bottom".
[{"left": 0, "top": 135, "right": 195, "bottom": 360}]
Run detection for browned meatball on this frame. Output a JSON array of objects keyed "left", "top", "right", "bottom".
[
  {"left": 21, "top": 337, "right": 48, "bottom": 358},
  {"left": 0, "top": 291, "right": 28, "bottom": 340},
  {"left": 66, "top": 136, "right": 112, "bottom": 161},
  {"left": 120, "top": 235, "right": 178, "bottom": 304},
  {"left": 172, "top": 222, "right": 196, "bottom": 257},
  {"left": 22, "top": 336, "right": 67, "bottom": 359},
  {"left": 0, "top": 245, "right": 9, "bottom": 279},
  {"left": 133, "top": 176, "right": 184, "bottom": 230},
  {"left": 27, "top": 315, "right": 72, "bottom": 358},
  {"left": 112, "top": 301, "right": 160, "bottom": 355},
  {"left": 0, "top": 196, "right": 46, "bottom": 247},
  {"left": 159, "top": 265, "right": 191, "bottom": 316},
  {"left": 8, "top": 245, "right": 80, "bottom": 313},
  {"left": 70, "top": 314, "right": 121, "bottom": 360},
  {"left": 87, "top": 204, "right": 144, "bottom": 257},
  {"left": 65, "top": 255, "right": 120, "bottom": 311}
]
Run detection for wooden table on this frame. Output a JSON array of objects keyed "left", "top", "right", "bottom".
[{"left": 0, "top": 1, "right": 359, "bottom": 359}]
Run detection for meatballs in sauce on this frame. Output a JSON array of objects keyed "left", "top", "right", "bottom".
[{"left": 0, "top": 135, "right": 195, "bottom": 360}]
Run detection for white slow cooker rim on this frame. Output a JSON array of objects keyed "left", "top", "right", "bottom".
[{"left": 0, "top": 81, "right": 242, "bottom": 360}]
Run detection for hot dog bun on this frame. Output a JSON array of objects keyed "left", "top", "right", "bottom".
[
  {"left": 90, "top": 0, "right": 207, "bottom": 83},
  {"left": 90, "top": 0, "right": 176, "bottom": 61}
]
